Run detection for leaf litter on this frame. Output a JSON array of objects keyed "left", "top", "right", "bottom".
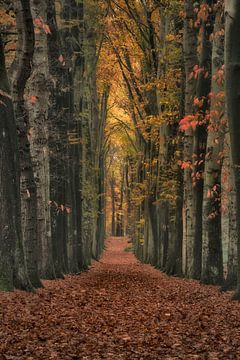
[{"left": 0, "top": 237, "right": 240, "bottom": 359}]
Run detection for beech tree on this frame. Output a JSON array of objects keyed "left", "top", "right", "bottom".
[
  {"left": 201, "top": 3, "right": 224, "bottom": 285},
  {"left": 225, "top": 0, "right": 240, "bottom": 299},
  {"left": 12, "top": 0, "right": 42, "bottom": 288},
  {"left": 0, "top": 33, "right": 31, "bottom": 291}
]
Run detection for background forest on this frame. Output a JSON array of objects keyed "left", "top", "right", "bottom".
[{"left": 1, "top": 0, "right": 240, "bottom": 301}]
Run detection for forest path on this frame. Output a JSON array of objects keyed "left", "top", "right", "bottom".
[{"left": 1, "top": 237, "right": 240, "bottom": 359}]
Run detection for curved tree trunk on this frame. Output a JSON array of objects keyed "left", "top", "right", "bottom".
[{"left": 12, "top": 0, "right": 42, "bottom": 288}]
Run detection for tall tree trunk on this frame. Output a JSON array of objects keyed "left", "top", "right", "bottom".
[
  {"left": 11, "top": 0, "right": 42, "bottom": 288},
  {"left": 27, "top": 0, "right": 55, "bottom": 279},
  {"left": 221, "top": 130, "right": 237, "bottom": 290},
  {"left": 182, "top": 0, "right": 198, "bottom": 277},
  {"left": 201, "top": 6, "right": 224, "bottom": 285},
  {"left": 225, "top": 0, "right": 240, "bottom": 299},
  {"left": 0, "top": 35, "right": 31, "bottom": 291},
  {"left": 47, "top": 0, "right": 68, "bottom": 277},
  {"left": 111, "top": 174, "right": 116, "bottom": 236},
  {"left": 116, "top": 168, "right": 124, "bottom": 236}
]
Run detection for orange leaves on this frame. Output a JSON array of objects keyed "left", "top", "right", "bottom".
[
  {"left": 197, "top": 3, "right": 210, "bottom": 23},
  {"left": 207, "top": 184, "right": 220, "bottom": 199},
  {"left": 28, "top": 95, "right": 37, "bottom": 104},
  {"left": 0, "top": 9, "right": 15, "bottom": 27},
  {"left": 34, "top": 17, "right": 51, "bottom": 35},
  {"left": 43, "top": 24, "right": 51, "bottom": 35},
  {"left": 212, "top": 65, "right": 225, "bottom": 86},
  {"left": 193, "top": 97, "right": 204, "bottom": 108},
  {"left": 179, "top": 114, "right": 198, "bottom": 132},
  {"left": 34, "top": 17, "right": 42, "bottom": 27},
  {"left": 188, "top": 65, "right": 209, "bottom": 81},
  {"left": 210, "top": 28, "right": 225, "bottom": 42},
  {"left": 178, "top": 160, "right": 192, "bottom": 170},
  {"left": 48, "top": 200, "right": 72, "bottom": 214},
  {"left": 165, "top": 34, "right": 176, "bottom": 42}
]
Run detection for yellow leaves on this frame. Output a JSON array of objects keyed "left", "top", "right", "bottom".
[
  {"left": 138, "top": 218, "right": 145, "bottom": 227},
  {"left": 165, "top": 34, "right": 176, "bottom": 42},
  {"left": 175, "top": 150, "right": 181, "bottom": 158},
  {"left": 68, "top": 130, "right": 82, "bottom": 145},
  {"left": 0, "top": 9, "right": 15, "bottom": 27}
]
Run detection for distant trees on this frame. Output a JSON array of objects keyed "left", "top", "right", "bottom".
[{"left": 103, "top": 0, "right": 240, "bottom": 298}]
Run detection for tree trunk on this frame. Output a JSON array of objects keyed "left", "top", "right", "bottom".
[
  {"left": 221, "top": 130, "right": 237, "bottom": 290},
  {"left": 182, "top": 0, "right": 198, "bottom": 277},
  {"left": 27, "top": 0, "right": 55, "bottom": 279},
  {"left": 201, "top": 7, "right": 224, "bottom": 285},
  {"left": 225, "top": 0, "right": 240, "bottom": 299},
  {"left": 0, "top": 35, "right": 31, "bottom": 291},
  {"left": 111, "top": 174, "right": 116, "bottom": 236},
  {"left": 47, "top": 0, "right": 68, "bottom": 278},
  {"left": 11, "top": 0, "right": 42, "bottom": 288}
]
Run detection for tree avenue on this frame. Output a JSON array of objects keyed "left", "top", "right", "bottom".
[{"left": 1, "top": 0, "right": 240, "bottom": 300}]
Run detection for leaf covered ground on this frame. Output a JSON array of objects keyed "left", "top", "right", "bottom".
[{"left": 0, "top": 237, "right": 240, "bottom": 359}]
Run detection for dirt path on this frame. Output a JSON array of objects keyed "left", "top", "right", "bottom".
[{"left": 1, "top": 237, "right": 240, "bottom": 359}]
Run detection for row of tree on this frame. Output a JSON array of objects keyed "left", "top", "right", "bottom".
[
  {"left": 0, "top": 0, "right": 108, "bottom": 291},
  {"left": 104, "top": 0, "right": 240, "bottom": 299},
  {"left": 1, "top": 0, "right": 240, "bottom": 300}
]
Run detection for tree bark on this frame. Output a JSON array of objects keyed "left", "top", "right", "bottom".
[
  {"left": 11, "top": 0, "right": 42, "bottom": 288},
  {"left": 201, "top": 6, "right": 224, "bottom": 285},
  {"left": 225, "top": 0, "right": 240, "bottom": 299},
  {"left": 182, "top": 0, "right": 198, "bottom": 277},
  {"left": 0, "top": 35, "right": 32, "bottom": 291},
  {"left": 27, "top": 0, "right": 55, "bottom": 279}
]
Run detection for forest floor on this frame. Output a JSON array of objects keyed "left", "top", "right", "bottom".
[{"left": 0, "top": 238, "right": 240, "bottom": 359}]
